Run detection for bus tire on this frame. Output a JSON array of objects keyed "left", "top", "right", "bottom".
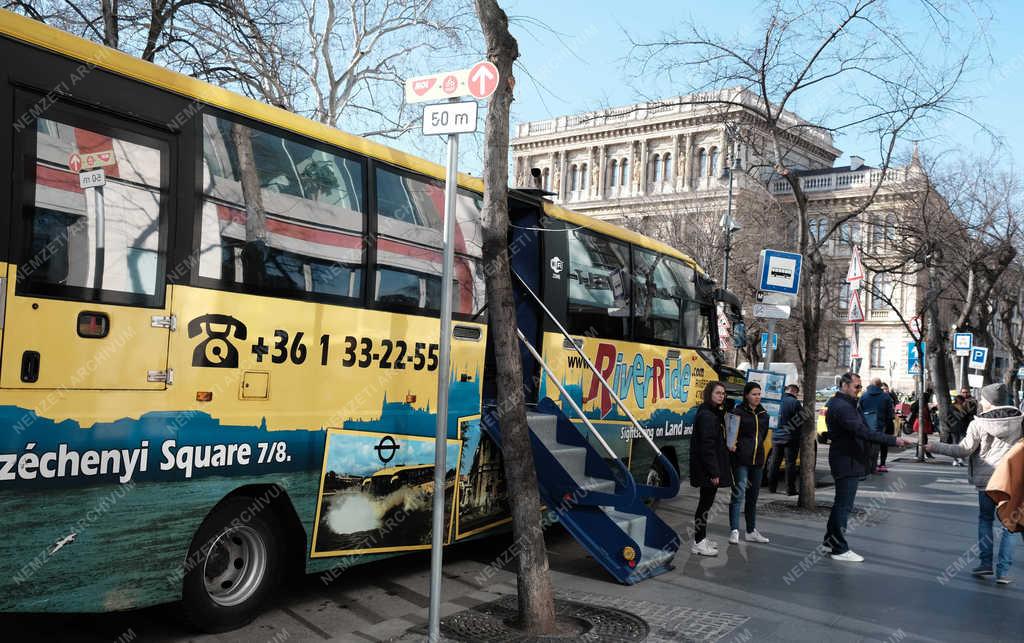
[{"left": 181, "top": 497, "right": 285, "bottom": 633}]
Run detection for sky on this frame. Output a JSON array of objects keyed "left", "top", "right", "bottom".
[{"left": 425, "top": 0, "right": 1024, "bottom": 175}]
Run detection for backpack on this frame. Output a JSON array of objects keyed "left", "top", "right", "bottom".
[{"left": 862, "top": 408, "right": 879, "bottom": 432}]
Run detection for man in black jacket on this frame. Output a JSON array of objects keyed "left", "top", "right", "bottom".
[
  {"left": 823, "top": 372, "right": 908, "bottom": 562},
  {"left": 768, "top": 384, "right": 803, "bottom": 495}
]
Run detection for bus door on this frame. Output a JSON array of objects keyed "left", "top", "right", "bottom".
[{"left": 1, "top": 95, "right": 175, "bottom": 390}]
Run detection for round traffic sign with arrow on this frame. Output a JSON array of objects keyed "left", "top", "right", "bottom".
[{"left": 468, "top": 61, "right": 499, "bottom": 99}]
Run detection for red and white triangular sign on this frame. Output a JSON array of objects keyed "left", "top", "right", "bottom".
[
  {"left": 846, "top": 246, "right": 864, "bottom": 284},
  {"left": 847, "top": 289, "right": 865, "bottom": 323}
]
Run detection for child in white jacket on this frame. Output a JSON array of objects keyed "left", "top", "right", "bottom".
[{"left": 929, "top": 383, "right": 1023, "bottom": 584}]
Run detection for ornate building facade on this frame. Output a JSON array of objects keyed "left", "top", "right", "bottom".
[{"left": 510, "top": 88, "right": 840, "bottom": 225}]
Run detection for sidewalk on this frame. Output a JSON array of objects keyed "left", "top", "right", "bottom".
[{"left": 4, "top": 449, "right": 1019, "bottom": 642}]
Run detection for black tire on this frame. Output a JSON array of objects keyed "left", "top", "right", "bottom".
[{"left": 181, "top": 497, "right": 285, "bottom": 633}]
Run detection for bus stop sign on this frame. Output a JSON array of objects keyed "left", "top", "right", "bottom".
[{"left": 757, "top": 249, "right": 802, "bottom": 296}]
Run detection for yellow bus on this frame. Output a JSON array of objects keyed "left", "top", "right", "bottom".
[{"left": 0, "top": 10, "right": 740, "bottom": 631}]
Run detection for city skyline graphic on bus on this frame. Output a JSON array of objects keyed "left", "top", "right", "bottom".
[{"left": 343, "top": 366, "right": 481, "bottom": 440}]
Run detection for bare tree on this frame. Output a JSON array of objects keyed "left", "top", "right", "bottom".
[
  {"left": 10, "top": 0, "right": 473, "bottom": 139},
  {"left": 627, "top": 0, "right": 983, "bottom": 508},
  {"left": 995, "top": 265, "right": 1024, "bottom": 402},
  {"left": 860, "top": 154, "right": 1021, "bottom": 443},
  {"left": 475, "top": 0, "right": 557, "bottom": 634}
]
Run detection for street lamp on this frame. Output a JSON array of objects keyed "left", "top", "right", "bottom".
[{"left": 719, "top": 157, "right": 742, "bottom": 291}]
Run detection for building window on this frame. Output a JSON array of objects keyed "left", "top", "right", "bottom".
[
  {"left": 542, "top": 168, "right": 550, "bottom": 191},
  {"left": 620, "top": 158, "right": 629, "bottom": 189},
  {"left": 885, "top": 214, "right": 898, "bottom": 245},
  {"left": 838, "top": 220, "right": 858, "bottom": 245},
  {"left": 871, "top": 273, "right": 891, "bottom": 310},
  {"left": 663, "top": 153, "right": 672, "bottom": 181},
  {"left": 870, "top": 339, "right": 884, "bottom": 368},
  {"left": 838, "top": 281, "right": 850, "bottom": 311},
  {"left": 697, "top": 148, "right": 707, "bottom": 178},
  {"left": 837, "top": 338, "right": 852, "bottom": 367},
  {"left": 709, "top": 147, "right": 719, "bottom": 177},
  {"left": 608, "top": 159, "right": 617, "bottom": 188},
  {"left": 580, "top": 163, "right": 588, "bottom": 191},
  {"left": 569, "top": 164, "right": 578, "bottom": 192},
  {"left": 651, "top": 153, "right": 662, "bottom": 183},
  {"left": 871, "top": 215, "right": 886, "bottom": 247}
]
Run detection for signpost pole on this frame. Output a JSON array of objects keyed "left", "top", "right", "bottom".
[
  {"left": 765, "top": 319, "right": 777, "bottom": 366},
  {"left": 92, "top": 185, "right": 105, "bottom": 290},
  {"left": 427, "top": 110, "right": 459, "bottom": 642},
  {"left": 916, "top": 340, "right": 925, "bottom": 462}
]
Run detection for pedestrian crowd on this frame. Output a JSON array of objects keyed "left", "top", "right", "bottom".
[{"left": 687, "top": 373, "right": 1024, "bottom": 583}]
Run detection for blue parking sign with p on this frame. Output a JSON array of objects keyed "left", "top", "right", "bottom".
[{"left": 969, "top": 347, "right": 988, "bottom": 370}]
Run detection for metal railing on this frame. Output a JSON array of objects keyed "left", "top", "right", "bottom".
[{"left": 512, "top": 271, "right": 681, "bottom": 498}]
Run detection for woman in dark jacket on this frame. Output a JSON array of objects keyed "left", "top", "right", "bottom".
[
  {"left": 689, "top": 381, "right": 731, "bottom": 556},
  {"left": 728, "top": 382, "right": 771, "bottom": 545}
]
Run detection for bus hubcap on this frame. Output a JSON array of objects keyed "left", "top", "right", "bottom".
[{"left": 203, "top": 525, "right": 266, "bottom": 607}]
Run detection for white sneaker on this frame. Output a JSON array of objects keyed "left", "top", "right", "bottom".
[
  {"left": 728, "top": 529, "right": 740, "bottom": 545},
  {"left": 745, "top": 529, "right": 770, "bottom": 543},
  {"left": 831, "top": 550, "right": 864, "bottom": 562},
  {"left": 706, "top": 539, "right": 719, "bottom": 550},
  {"left": 690, "top": 539, "right": 718, "bottom": 556}
]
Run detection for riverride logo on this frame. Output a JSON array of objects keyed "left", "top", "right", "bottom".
[{"left": 583, "top": 342, "right": 691, "bottom": 416}]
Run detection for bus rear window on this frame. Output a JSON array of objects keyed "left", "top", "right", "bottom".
[{"left": 18, "top": 112, "right": 167, "bottom": 306}]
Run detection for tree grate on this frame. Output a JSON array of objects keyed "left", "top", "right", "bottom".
[{"left": 439, "top": 595, "right": 649, "bottom": 642}]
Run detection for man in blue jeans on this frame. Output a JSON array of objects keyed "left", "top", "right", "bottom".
[{"left": 823, "top": 372, "right": 908, "bottom": 562}]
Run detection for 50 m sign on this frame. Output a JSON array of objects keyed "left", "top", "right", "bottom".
[{"left": 422, "top": 101, "right": 478, "bottom": 136}]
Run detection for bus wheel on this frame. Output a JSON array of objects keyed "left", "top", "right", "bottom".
[
  {"left": 182, "top": 498, "right": 284, "bottom": 632},
  {"left": 645, "top": 467, "right": 664, "bottom": 487}
]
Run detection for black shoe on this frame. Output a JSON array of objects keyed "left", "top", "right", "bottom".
[
  {"left": 786, "top": 488, "right": 798, "bottom": 496},
  {"left": 769, "top": 486, "right": 778, "bottom": 494}
]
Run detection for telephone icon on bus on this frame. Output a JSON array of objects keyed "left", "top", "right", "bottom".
[{"left": 188, "top": 314, "right": 248, "bottom": 368}]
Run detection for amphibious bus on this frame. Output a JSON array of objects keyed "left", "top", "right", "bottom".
[{"left": 0, "top": 10, "right": 740, "bottom": 631}]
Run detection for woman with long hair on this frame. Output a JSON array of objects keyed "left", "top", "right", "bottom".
[{"left": 688, "top": 381, "right": 732, "bottom": 556}]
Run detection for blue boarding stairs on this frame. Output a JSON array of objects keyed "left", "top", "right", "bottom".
[{"left": 481, "top": 275, "right": 682, "bottom": 585}]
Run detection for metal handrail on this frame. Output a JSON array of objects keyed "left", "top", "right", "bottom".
[
  {"left": 518, "top": 330, "right": 619, "bottom": 461},
  {"left": 517, "top": 329, "right": 638, "bottom": 503},
  {"left": 512, "top": 270, "right": 663, "bottom": 456}
]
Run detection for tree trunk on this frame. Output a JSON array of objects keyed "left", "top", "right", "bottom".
[
  {"left": 475, "top": 0, "right": 557, "bottom": 634},
  {"left": 100, "top": 0, "right": 118, "bottom": 49},
  {"left": 798, "top": 264, "right": 823, "bottom": 509},
  {"left": 925, "top": 293, "right": 951, "bottom": 435},
  {"left": 230, "top": 123, "right": 269, "bottom": 288}
]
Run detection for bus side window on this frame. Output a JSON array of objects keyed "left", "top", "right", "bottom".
[
  {"left": 373, "top": 166, "right": 484, "bottom": 316},
  {"left": 198, "top": 113, "right": 366, "bottom": 301},
  {"left": 632, "top": 248, "right": 684, "bottom": 346},
  {"left": 566, "top": 228, "right": 630, "bottom": 340},
  {"left": 666, "top": 261, "right": 704, "bottom": 347}
]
